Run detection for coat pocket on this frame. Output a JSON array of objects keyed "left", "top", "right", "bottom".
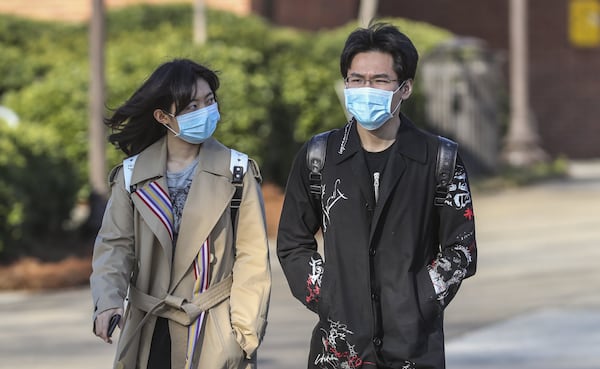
[
  {"left": 199, "top": 299, "right": 245, "bottom": 368},
  {"left": 415, "top": 266, "right": 443, "bottom": 325}
]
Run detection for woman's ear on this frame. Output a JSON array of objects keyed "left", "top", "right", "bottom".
[{"left": 153, "top": 109, "right": 172, "bottom": 125}]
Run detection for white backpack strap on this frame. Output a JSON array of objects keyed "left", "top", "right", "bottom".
[
  {"left": 122, "top": 154, "right": 139, "bottom": 193},
  {"left": 230, "top": 149, "right": 248, "bottom": 178}
]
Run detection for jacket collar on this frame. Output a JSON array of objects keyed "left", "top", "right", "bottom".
[
  {"left": 331, "top": 114, "right": 428, "bottom": 166},
  {"left": 329, "top": 115, "right": 430, "bottom": 242},
  {"left": 394, "top": 113, "right": 428, "bottom": 165},
  {"left": 129, "top": 136, "right": 233, "bottom": 186},
  {"left": 129, "top": 136, "right": 168, "bottom": 188}
]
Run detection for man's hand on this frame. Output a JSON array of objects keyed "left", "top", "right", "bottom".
[{"left": 94, "top": 307, "right": 123, "bottom": 344}]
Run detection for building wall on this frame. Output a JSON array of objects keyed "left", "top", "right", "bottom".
[
  {"left": 527, "top": 0, "right": 600, "bottom": 158},
  {"left": 251, "top": 0, "right": 359, "bottom": 30}
]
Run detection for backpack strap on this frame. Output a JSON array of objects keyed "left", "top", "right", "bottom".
[
  {"left": 230, "top": 149, "right": 248, "bottom": 231},
  {"left": 122, "top": 154, "right": 140, "bottom": 193},
  {"left": 306, "top": 131, "right": 332, "bottom": 201},
  {"left": 434, "top": 136, "right": 458, "bottom": 206},
  {"left": 305, "top": 131, "right": 457, "bottom": 208},
  {"left": 123, "top": 150, "right": 248, "bottom": 227}
]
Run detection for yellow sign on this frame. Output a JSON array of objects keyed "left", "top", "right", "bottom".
[{"left": 570, "top": 0, "right": 600, "bottom": 47}]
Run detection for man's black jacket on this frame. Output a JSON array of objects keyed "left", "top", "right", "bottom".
[{"left": 277, "top": 116, "right": 477, "bottom": 369}]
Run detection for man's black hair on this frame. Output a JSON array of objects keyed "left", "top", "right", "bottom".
[{"left": 340, "top": 23, "right": 419, "bottom": 82}]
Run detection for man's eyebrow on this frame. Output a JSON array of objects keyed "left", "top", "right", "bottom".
[{"left": 348, "top": 72, "right": 393, "bottom": 78}]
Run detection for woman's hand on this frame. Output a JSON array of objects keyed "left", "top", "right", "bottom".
[{"left": 94, "top": 307, "right": 124, "bottom": 344}]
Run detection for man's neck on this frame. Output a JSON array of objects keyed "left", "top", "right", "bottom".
[{"left": 357, "top": 115, "right": 401, "bottom": 152}]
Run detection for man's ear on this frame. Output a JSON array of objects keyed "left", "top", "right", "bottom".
[
  {"left": 153, "top": 109, "right": 171, "bottom": 125},
  {"left": 400, "top": 79, "right": 413, "bottom": 100}
]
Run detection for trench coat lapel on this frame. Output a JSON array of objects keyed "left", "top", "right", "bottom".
[
  {"left": 171, "top": 138, "right": 234, "bottom": 287},
  {"left": 129, "top": 138, "right": 175, "bottom": 262}
]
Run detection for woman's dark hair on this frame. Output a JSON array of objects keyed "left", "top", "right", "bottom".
[
  {"left": 340, "top": 23, "right": 419, "bottom": 82},
  {"left": 105, "top": 58, "right": 220, "bottom": 156}
]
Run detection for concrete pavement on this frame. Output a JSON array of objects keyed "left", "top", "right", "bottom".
[
  {"left": 1, "top": 160, "right": 599, "bottom": 368},
  {"left": 443, "top": 160, "right": 600, "bottom": 368}
]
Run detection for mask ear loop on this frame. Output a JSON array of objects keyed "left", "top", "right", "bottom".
[
  {"left": 390, "top": 80, "right": 407, "bottom": 116},
  {"left": 161, "top": 110, "right": 181, "bottom": 136}
]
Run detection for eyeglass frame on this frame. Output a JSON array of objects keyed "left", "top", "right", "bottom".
[{"left": 343, "top": 75, "right": 401, "bottom": 88}]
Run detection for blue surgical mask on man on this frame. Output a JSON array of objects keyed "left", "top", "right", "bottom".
[
  {"left": 344, "top": 82, "right": 405, "bottom": 130},
  {"left": 166, "top": 103, "right": 220, "bottom": 144}
]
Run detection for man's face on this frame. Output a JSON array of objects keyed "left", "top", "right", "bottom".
[
  {"left": 346, "top": 51, "right": 399, "bottom": 91},
  {"left": 346, "top": 51, "right": 412, "bottom": 103}
]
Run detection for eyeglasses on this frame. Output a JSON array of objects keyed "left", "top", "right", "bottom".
[{"left": 344, "top": 76, "right": 399, "bottom": 88}]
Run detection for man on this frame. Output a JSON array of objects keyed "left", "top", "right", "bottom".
[{"left": 277, "top": 23, "right": 477, "bottom": 369}]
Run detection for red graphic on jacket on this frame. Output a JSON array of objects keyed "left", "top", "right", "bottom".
[{"left": 306, "top": 257, "right": 323, "bottom": 304}]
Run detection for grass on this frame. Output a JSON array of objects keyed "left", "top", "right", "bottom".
[{"left": 472, "top": 156, "right": 570, "bottom": 193}]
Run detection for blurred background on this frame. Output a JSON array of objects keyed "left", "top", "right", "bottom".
[
  {"left": 0, "top": 1, "right": 598, "bottom": 368},
  {"left": 1, "top": 0, "right": 598, "bottom": 267}
]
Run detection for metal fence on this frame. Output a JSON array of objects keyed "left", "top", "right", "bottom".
[{"left": 420, "top": 37, "right": 504, "bottom": 174}]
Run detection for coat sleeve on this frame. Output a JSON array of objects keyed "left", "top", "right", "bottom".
[
  {"left": 428, "top": 155, "right": 477, "bottom": 307},
  {"left": 276, "top": 143, "right": 324, "bottom": 313},
  {"left": 229, "top": 158, "right": 272, "bottom": 359},
  {"left": 89, "top": 166, "right": 136, "bottom": 321}
]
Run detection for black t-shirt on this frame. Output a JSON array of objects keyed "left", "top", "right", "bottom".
[{"left": 363, "top": 142, "right": 395, "bottom": 203}]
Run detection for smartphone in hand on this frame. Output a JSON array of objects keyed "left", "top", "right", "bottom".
[{"left": 108, "top": 314, "right": 121, "bottom": 338}]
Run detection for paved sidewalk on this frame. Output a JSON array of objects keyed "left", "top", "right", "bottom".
[
  {"left": 443, "top": 160, "right": 600, "bottom": 369},
  {"left": 446, "top": 308, "right": 600, "bottom": 369},
  {"left": 0, "top": 160, "right": 599, "bottom": 368}
]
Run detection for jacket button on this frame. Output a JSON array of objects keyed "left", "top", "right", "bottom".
[
  {"left": 373, "top": 337, "right": 382, "bottom": 346},
  {"left": 371, "top": 293, "right": 379, "bottom": 301},
  {"left": 369, "top": 248, "right": 376, "bottom": 256}
]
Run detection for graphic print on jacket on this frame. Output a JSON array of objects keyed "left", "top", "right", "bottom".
[
  {"left": 315, "top": 318, "right": 374, "bottom": 369},
  {"left": 306, "top": 257, "right": 324, "bottom": 306},
  {"left": 443, "top": 164, "right": 471, "bottom": 210},
  {"left": 429, "top": 163, "right": 476, "bottom": 306},
  {"left": 321, "top": 178, "right": 348, "bottom": 231}
]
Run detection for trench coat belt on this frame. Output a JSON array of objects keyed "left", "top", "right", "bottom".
[
  {"left": 116, "top": 274, "right": 233, "bottom": 363},
  {"left": 129, "top": 274, "right": 233, "bottom": 326}
]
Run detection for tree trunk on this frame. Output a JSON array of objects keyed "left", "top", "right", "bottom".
[
  {"left": 194, "top": 0, "right": 207, "bottom": 44},
  {"left": 87, "top": 0, "right": 108, "bottom": 234},
  {"left": 358, "top": 0, "right": 378, "bottom": 28}
]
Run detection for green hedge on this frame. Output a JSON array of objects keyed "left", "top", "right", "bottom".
[
  {"left": 0, "top": 5, "right": 451, "bottom": 258},
  {"left": 0, "top": 123, "right": 80, "bottom": 259}
]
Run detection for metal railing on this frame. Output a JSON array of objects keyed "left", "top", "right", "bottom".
[{"left": 420, "top": 37, "right": 504, "bottom": 173}]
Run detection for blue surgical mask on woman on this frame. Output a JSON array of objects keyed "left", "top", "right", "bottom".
[
  {"left": 344, "top": 82, "right": 404, "bottom": 130},
  {"left": 166, "top": 103, "right": 220, "bottom": 144}
]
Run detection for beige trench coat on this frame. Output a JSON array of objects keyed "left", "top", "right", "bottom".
[{"left": 90, "top": 137, "right": 271, "bottom": 369}]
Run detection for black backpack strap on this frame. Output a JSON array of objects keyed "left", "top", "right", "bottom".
[
  {"left": 434, "top": 136, "right": 458, "bottom": 206},
  {"left": 306, "top": 131, "right": 332, "bottom": 201}
]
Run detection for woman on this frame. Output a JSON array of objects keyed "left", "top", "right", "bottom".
[{"left": 90, "top": 59, "right": 271, "bottom": 369}]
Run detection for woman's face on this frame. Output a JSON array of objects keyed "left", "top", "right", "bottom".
[
  {"left": 154, "top": 78, "right": 218, "bottom": 135},
  {"left": 177, "top": 78, "right": 216, "bottom": 115},
  {"left": 164, "top": 79, "right": 216, "bottom": 132}
]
